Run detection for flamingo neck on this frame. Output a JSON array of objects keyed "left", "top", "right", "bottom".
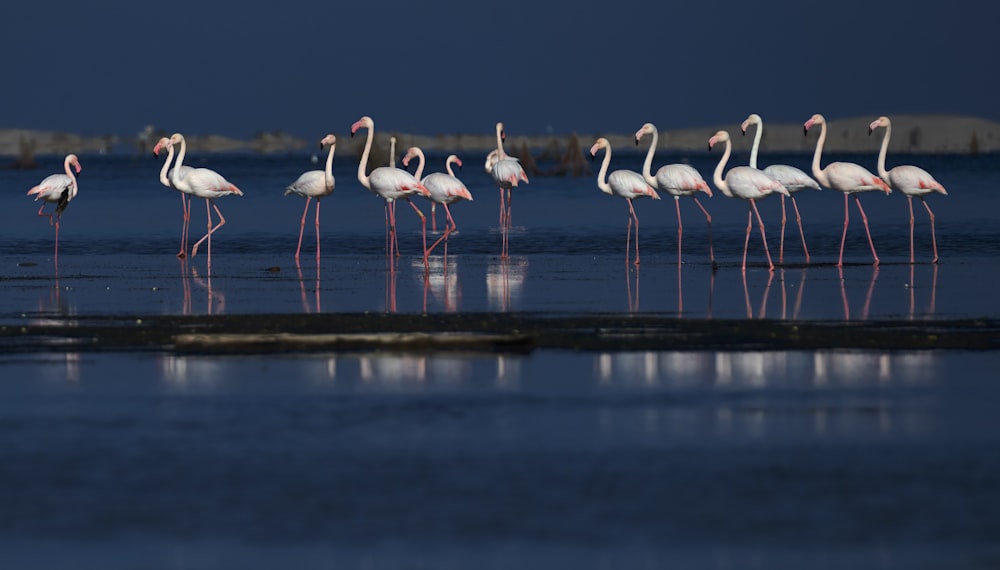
[
  {"left": 389, "top": 137, "right": 396, "bottom": 168},
  {"left": 875, "top": 122, "right": 891, "bottom": 181},
  {"left": 445, "top": 156, "right": 458, "bottom": 178},
  {"left": 712, "top": 139, "right": 733, "bottom": 198},
  {"left": 595, "top": 146, "right": 613, "bottom": 196},
  {"left": 171, "top": 136, "right": 188, "bottom": 188},
  {"left": 640, "top": 126, "right": 658, "bottom": 187},
  {"left": 749, "top": 120, "right": 762, "bottom": 169},
  {"left": 324, "top": 142, "right": 336, "bottom": 191},
  {"left": 495, "top": 126, "right": 507, "bottom": 160},
  {"left": 810, "top": 121, "right": 830, "bottom": 187},
  {"left": 412, "top": 148, "right": 425, "bottom": 180},
  {"left": 159, "top": 144, "right": 175, "bottom": 187},
  {"left": 63, "top": 156, "right": 78, "bottom": 198},
  {"left": 357, "top": 124, "right": 373, "bottom": 190}
]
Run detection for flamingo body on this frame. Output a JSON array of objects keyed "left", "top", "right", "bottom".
[{"left": 762, "top": 164, "right": 820, "bottom": 193}]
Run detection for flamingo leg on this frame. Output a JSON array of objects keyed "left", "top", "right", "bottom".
[
  {"left": 391, "top": 201, "right": 400, "bottom": 257},
  {"left": 692, "top": 197, "right": 714, "bottom": 268},
  {"left": 506, "top": 188, "right": 513, "bottom": 229},
  {"left": 191, "top": 200, "right": 226, "bottom": 259},
  {"left": 295, "top": 197, "right": 312, "bottom": 262},
  {"left": 743, "top": 209, "right": 753, "bottom": 272},
  {"left": 625, "top": 207, "right": 633, "bottom": 265},
  {"left": 427, "top": 203, "right": 457, "bottom": 257},
  {"left": 431, "top": 203, "right": 438, "bottom": 234},
  {"left": 674, "top": 198, "right": 683, "bottom": 266},
  {"left": 750, "top": 199, "right": 775, "bottom": 272},
  {"left": 406, "top": 199, "right": 429, "bottom": 270},
  {"left": 627, "top": 199, "right": 640, "bottom": 266},
  {"left": 54, "top": 217, "right": 60, "bottom": 268},
  {"left": 838, "top": 193, "right": 850, "bottom": 268},
  {"left": 921, "top": 197, "right": 939, "bottom": 264},
  {"left": 907, "top": 196, "right": 915, "bottom": 264},
  {"left": 779, "top": 195, "right": 787, "bottom": 264},
  {"left": 854, "top": 195, "right": 879, "bottom": 266},
  {"left": 178, "top": 193, "right": 191, "bottom": 259},
  {"left": 315, "top": 199, "right": 322, "bottom": 265},
  {"left": 498, "top": 188, "right": 505, "bottom": 227},
  {"left": 790, "top": 195, "right": 810, "bottom": 263}
]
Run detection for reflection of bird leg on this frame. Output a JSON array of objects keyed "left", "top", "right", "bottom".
[
  {"left": 909, "top": 264, "right": 916, "bottom": 319},
  {"left": 862, "top": 266, "right": 879, "bottom": 320},
  {"left": 758, "top": 270, "right": 774, "bottom": 319},
  {"left": 707, "top": 267, "right": 715, "bottom": 318},
  {"left": 677, "top": 262, "right": 684, "bottom": 316},
  {"left": 929, "top": 263, "right": 938, "bottom": 315},
  {"left": 297, "top": 261, "right": 311, "bottom": 314},
  {"left": 780, "top": 268, "right": 787, "bottom": 320},
  {"left": 838, "top": 265, "right": 850, "bottom": 321},
  {"left": 742, "top": 270, "right": 752, "bottom": 318},
  {"left": 794, "top": 268, "right": 807, "bottom": 320}
]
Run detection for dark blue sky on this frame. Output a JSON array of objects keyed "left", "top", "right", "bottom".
[{"left": 1, "top": 0, "right": 993, "bottom": 139}]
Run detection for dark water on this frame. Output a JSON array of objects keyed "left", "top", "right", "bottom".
[{"left": 1, "top": 150, "right": 999, "bottom": 568}]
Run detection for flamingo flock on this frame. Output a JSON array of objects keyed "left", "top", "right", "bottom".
[{"left": 26, "top": 114, "right": 949, "bottom": 273}]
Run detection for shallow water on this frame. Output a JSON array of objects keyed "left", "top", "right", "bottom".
[{"left": 2, "top": 151, "right": 999, "bottom": 569}]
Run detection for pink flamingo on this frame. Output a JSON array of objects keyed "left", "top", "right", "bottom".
[
  {"left": 285, "top": 134, "right": 337, "bottom": 263},
  {"left": 402, "top": 147, "right": 473, "bottom": 257},
  {"left": 153, "top": 137, "right": 195, "bottom": 258},
  {"left": 489, "top": 122, "right": 529, "bottom": 259},
  {"left": 635, "top": 122, "right": 715, "bottom": 266},
  {"left": 27, "top": 153, "right": 81, "bottom": 264},
  {"left": 590, "top": 137, "right": 660, "bottom": 265},
  {"left": 167, "top": 133, "right": 244, "bottom": 274},
  {"left": 708, "top": 130, "right": 789, "bottom": 272},
  {"left": 869, "top": 116, "right": 948, "bottom": 264},
  {"left": 741, "top": 113, "right": 819, "bottom": 263},
  {"left": 804, "top": 114, "right": 891, "bottom": 267},
  {"left": 351, "top": 116, "right": 431, "bottom": 268}
]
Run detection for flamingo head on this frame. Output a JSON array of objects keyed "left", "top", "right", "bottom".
[
  {"left": 708, "top": 130, "right": 729, "bottom": 151},
  {"left": 495, "top": 122, "right": 506, "bottom": 142},
  {"left": 152, "top": 137, "right": 171, "bottom": 157},
  {"left": 803, "top": 114, "right": 825, "bottom": 135},
  {"left": 868, "top": 116, "right": 891, "bottom": 135},
  {"left": 351, "top": 116, "right": 373, "bottom": 137},
  {"left": 741, "top": 114, "right": 761, "bottom": 136},
  {"left": 66, "top": 154, "right": 82, "bottom": 174},
  {"left": 319, "top": 134, "right": 336, "bottom": 149},
  {"left": 401, "top": 146, "right": 421, "bottom": 168},
  {"left": 485, "top": 149, "right": 499, "bottom": 173},
  {"left": 167, "top": 132, "right": 185, "bottom": 147},
  {"left": 448, "top": 155, "right": 463, "bottom": 170},
  {"left": 634, "top": 122, "right": 655, "bottom": 145},
  {"left": 589, "top": 137, "right": 609, "bottom": 159}
]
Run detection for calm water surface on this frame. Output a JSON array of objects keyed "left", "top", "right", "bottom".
[{"left": 1, "top": 150, "right": 999, "bottom": 568}]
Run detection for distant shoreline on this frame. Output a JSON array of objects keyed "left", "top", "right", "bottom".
[{"left": 2, "top": 115, "right": 997, "bottom": 166}]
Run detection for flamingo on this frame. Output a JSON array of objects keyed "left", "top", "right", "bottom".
[
  {"left": 350, "top": 116, "right": 431, "bottom": 268},
  {"left": 27, "top": 153, "right": 81, "bottom": 264},
  {"left": 741, "top": 113, "right": 819, "bottom": 263},
  {"left": 153, "top": 137, "right": 195, "bottom": 258},
  {"left": 708, "top": 130, "right": 789, "bottom": 272},
  {"left": 635, "top": 122, "right": 715, "bottom": 266},
  {"left": 804, "top": 114, "right": 891, "bottom": 267},
  {"left": 590, "top": 137, "right": 660, "bottom": 265},
  {"left": 167, "top": 133, "right": 244, "bottom": 273},
  {"left": 490, "top": 122, "right": 529, "bottom": 259},
  {"left": 285, "top": 134, "right": 337, "bottom": 263},
  {"left": 869, "top": 116, "right": 948, "bottom": 264},
  {"left": 402, "top": 147, "right": 473, "bottom": 257}
]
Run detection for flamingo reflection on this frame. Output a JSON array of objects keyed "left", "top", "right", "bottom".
[
  {"left": 487, "top": 257, "right": 527, "bottom": 312},
  {"left": 415, "top": 256, "right": 462, "bottom": 312},
  {"left": 741, "top": 270, "right": 775, "bottom": 319},
  {"left": 190, "top": 266, "right": 225, "bottom": 315},
  {"left": 296, "top": 261, "right": 321, "bottom": 313},
  {"left": 908, "top": 263, "right": 939, "bottom": 319},
  {"left": 838, "top": 265, "right": 880, "bottom": 321},
  {"left": 778, "top": 268, "right": 808, "bottom": 320},
  {"left": 626, "top": 266, "right": 639, "bottom": 312}
]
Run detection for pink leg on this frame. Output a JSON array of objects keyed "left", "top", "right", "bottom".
[
  {"left": 314, "top": 199, "right": 322, "bottom": 265},
  {"left": 692, "top": 197, "right": 714, "bottom": 268},
  {"left": 921, "top": 197, "right": 939, "bottom": 264},
  {"left": 407, "top": 199, "right": 429, "bottom": 270},
  {"left": 191, "top": 200, "right": 226, "bottom": 259},
  {"left": 391, "top": 201, "right": 400, "bottom": 257},
  {"left": 750, "top": 200, "right": 775, "bottom": 272},
  {"left": 506, "top": 189, "right": 513, "bottom": 229},
  {"left": 779, "top": 195, "right": 787, "bottom": 264},
  {"left": 178, "top": 193, "right": 191, "bottom": 259},
  {"left": 625, "top": 208, "right": 633, "bottom": 265},
  {"left": 674, "top": 198, "right": 683, "bottom": 266},
  {"left": 498, "top": 188, "right": 505, "bottom": 227},
  {"left": 790, "top": 195, "right": 810, "bottom": 263},
  {"left": 854, "top": 195, "right": 879, "bottom": 266},
  {"left": 295, "top": 197, "right": 311, "bottom": 262},
  {"left": 907, "top": 196, "right": 915, "bottom": 264},
  {"left": 838, "top": 193, "right": 850, "bottom": 268},
  {"left": 427, "top": 203, "right": 457, "bottom": 257},
  {"left": 54, "top": 217, "right": 60, "bottom": 268},
  {"left": 742, "top": 209, "right": 752, "bottom": 272},
  {"left": 431, "top": 203, "right": 438, "bottom": 234},
  {"left": 627, "top": 199, "right": 640, "bottom": 266}
]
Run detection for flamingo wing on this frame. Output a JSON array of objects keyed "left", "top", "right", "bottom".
[
  {"left": 370, "top": 166, "right": 429, "bottom": 199},
  {"left": 609, "top": 170, "right": 659, "bottom": 200},
  {"left": 28, "top": 174, "right": 74, "bottom": 202},
  {"left": 286, "top": 170, "right": 333, "bottom": 198},
  {"left": 656, "top": 164, "right": 711, "bottom": 196},
  {"left": 762, "top": 164, "right": 820, "bottom": 192},
  {"left": 423, "top": 173, "right": 472, "bottom": 203},
  {"left": 186, "top": 168, "right": 243, "bottom": 198},
  {"left": 492, "top": 158, "right": 528, "bottom": 188},
  {"left": 726, "top": 166, "right": 789, "bottom": 199},
  {"left": 887, "top": 165, "right": 948, "bottom": 196},
  {"left": 826, "top": 162, "right": 890, "bottom": 193}
]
